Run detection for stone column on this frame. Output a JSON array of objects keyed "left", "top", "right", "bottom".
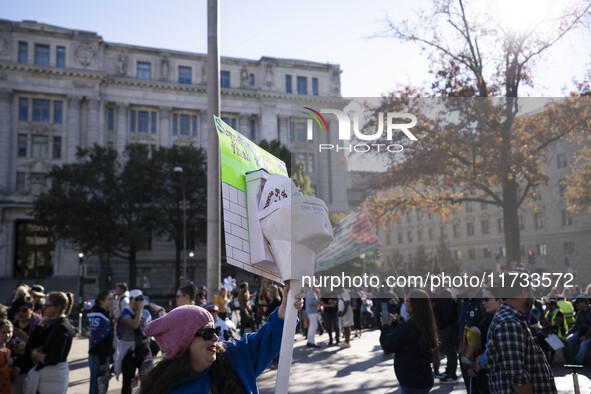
[
  {"left": 115, "top": 103, "right": 128, "bottom": 154},
  {"left": 200, "top": 114, "right": 209, "bottom": 148},
  {"left": 66, "top": 96, "right": 81, "bottom": 163},
  {"left": 278, "top": 115, "right": 289, "bottom": 146},
  {"left": 159, "top": 106, "right": 171, "bottom": 148},
  {"left": 260, "top": 102, "right": 276, "bottom": 141},
  {"left": 0, "top": 89, "right": 12, "bottom": 194},
  {"left": 87, "top": 98, "right": 100, "bottom": 146}
]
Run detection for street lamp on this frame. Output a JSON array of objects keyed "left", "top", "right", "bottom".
[
  {"left": 78, "top": 252, "right": 84, "bottom": 304},
  {"left": 174, "top": 166, "right": 188, "bottom": 284}
]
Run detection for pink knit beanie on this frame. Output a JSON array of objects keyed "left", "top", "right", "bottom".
[{"left": 145, "top": 305, "right": 214, "bottom": 359}]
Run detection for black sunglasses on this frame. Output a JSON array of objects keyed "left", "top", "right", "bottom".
[{"left": 195, "top": 326, "right": 221, "bottom": 341}]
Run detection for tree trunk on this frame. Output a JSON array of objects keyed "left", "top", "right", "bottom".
[{"left": 502, "top": 180, "right": 521, "bottom": 266}]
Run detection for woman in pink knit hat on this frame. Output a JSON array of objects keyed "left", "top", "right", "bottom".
[{"left": 139, "top": 282, "right": 301, "bottom": 394}]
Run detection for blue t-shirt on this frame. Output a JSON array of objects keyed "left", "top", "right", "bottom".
[{"left": 169, "top": 307, "right": 284, "bottom": 394}]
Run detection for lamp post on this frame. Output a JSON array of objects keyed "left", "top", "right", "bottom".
[
  {"left": 78, "top": 252, "right": 84, "bottom": 336},
  {"left": 174, "top": 166, "right": 188, "bottom": 285}
]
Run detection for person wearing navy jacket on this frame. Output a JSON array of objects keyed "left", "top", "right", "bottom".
[
  {"left": 139, "top": 282, "right": 302, "bottom": 394},
  {"left": 380, "top": 289, "right": 439, "bottom": 394},
  {"left": 88, "top": 290, "right": 115, "bottom": 394}
]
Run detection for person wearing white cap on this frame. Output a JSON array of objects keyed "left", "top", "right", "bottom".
[{"left": 114, "top": 289, "right": 152, "bottom": 394}]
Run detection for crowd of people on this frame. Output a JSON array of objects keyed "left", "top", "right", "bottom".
[{"left": 2, "top": 274, "right": 591, "bottom": 393}]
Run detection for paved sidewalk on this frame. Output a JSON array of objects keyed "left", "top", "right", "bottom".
[{"left": 67, "top": 328, "right": 591, "bottom": 393}]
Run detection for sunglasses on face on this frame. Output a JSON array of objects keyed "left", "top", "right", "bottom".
[
  {"left": 195, "top": 326, "right": 221, "bottom": 341},
  {"left": 482, "top": 298, "right": 491, "bottom": 302},
  {"left": 135, "top": 297, "right": 144, "bottom": 302}
]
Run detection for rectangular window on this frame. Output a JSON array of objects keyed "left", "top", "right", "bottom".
[
  {"left": 14, "top": 221, "right": 55, "bottom": 279},
  {"left": 172, "top": 114, "right": 177, "bottom": 135},
  {"left": 468, "top": 248, "right": 475, "bottom": 259},
  {"left": 455, "top": 250, "right": 462, "bottom": 261},
  {"left": 307, "top": 154, "right": 314, "bottom": 173},
  {"left": 406, "top": 211, "right": 411, "bottom": 223},
  {"left": 34, "top": 44, "right": 50, "bottom": 66},
  {"left": 179, "top": 115, "right": 190, "bottom": 135},
  {"left": 557, "top": 153, "right": 567, "bottom": 169},
  {"left": 467, "top": 222, "right": 474, "bottom": 236},
  {"left": 18, "top": 42, "right": 28, "bottom": 63},
  {"left": 465, "top": 201, "right": 472, "bottom": 213},
  {"left": 483, "top": 247, "right": 492, "bottom": 258},
  {"left": 285, "top": 75, "right": 292, "bottom": 93},
  {"left": 107, "top": 108, "right": 114, "bottom": 131},
  {"left": 453, "top": 223, "right": 460, "bottom": 238},
  {"left": 290, "top": 122, "right": 306, "bottom": 142},
  {"left": 18, "top": 134, "right": 27, "bottom": 157},
  {"left": 558, "top": 179, "right": 566, "bottom": 197},
  {"left": 250, "top": 120, "right": 256, "bottom": 140},
  {"left": 32, "top": 99, "right": 50, "bottom": 122},
  {"left": 178, "top": 66, "right": 192, "bottom": 84},
  {"left": 137, "top": 111, "right": 149, "bottom": 132},
  {"left": 497, "top": 218, "right": 504, "bottom": 233},
  {"left": 56, "top": 46, "right": 65, "bottom": 68},
  {"left": 481, "top": 220, "right": 489, "bottom": 235},
  {"left": 417, "top": 229, "right": 423, "bottom": 242},
  {"left": 428, "top": 228, "right": 433, "bottom": 241},
  {"left": 407, "top": 231, "right": 413, "bottom": 243},
  {"left": 519, "top": 215, "right": 524, "bottom": 230},
  {"left": 137, "top": 62, "right": 151, "bottom": 80},
  {"left": 192, "top": 115, "right": 197, "bottom": 136},
  {"left": 561, "top": 209, "right": 573, "bottom": 226},
  {"left": 312, "top": 77, "right": 319, "bottom": 96},
  {"left": 398, "top": 233, "right": 403, "bottom": 244},
  {"left": 221, "top": 117, "right": 236, "bottom": 129},
  {"left": 440, "top": 225, "right": 447, "bottom": 239},
  {"left": 220, "top": 71, "right": 230, "bottom": 88},
  {"left": 151, "top": 112, "right": 157, "bottom": 133},
  {"left": 534, "top": 213, "right": 544, "bottom": 229},
  {"left": 31, "top": 136, "right": 49, "bottom": 158},
  {"left": 53, "top": 101, "right": 62, "bottom": 124},
  {"left": 249, "top": 73, "right": 255, "bottom": 86},
  {"left": 19, "top": 98, "right": 28, "bottom": 121},
  {"left": 52, "top": 136, "right": 61, "bottom": 159},
  {"left": 297, "top": 76, "right": 307, "bottom": 94},
  {"left": 480, "top": 202, "right": 487, "bottom": 210},
  {"left": 16, "top": 172, "right": 26, "bottom": 193},
  {"left": 537, "top": 244, "right": 547, "bottom": 256}
]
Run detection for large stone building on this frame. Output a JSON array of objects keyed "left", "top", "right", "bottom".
[
  {"left": 0, "top": 20, "right": 349, "bottom": 301},
  {"left": 376, "top": 137, "right": 591, "bottom": 287}
]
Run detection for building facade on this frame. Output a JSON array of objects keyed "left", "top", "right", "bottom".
[
  {"left": 0, "top": 20, "right": 349, "bottom": 301},
  {"left": 376, "top": 138, "right": 591, "bottom": 287}
]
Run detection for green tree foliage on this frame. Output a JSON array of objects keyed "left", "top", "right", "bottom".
[
  {"left": 258, "top": 139, "right": 292, "bottom": 175},
  {"left": 33, "top": 144, "right": 207, "bottom": 288}
]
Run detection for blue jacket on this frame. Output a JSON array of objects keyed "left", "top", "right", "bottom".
[{"left": 169, "top": 308, "right": 284, "bottom": 394}]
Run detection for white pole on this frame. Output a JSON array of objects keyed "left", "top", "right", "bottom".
[{"left": 275, "top": 279, "right": 301, "bottom": 394}]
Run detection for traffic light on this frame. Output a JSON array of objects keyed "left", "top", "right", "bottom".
[{"left": 528, "top": 250, "right": 536, "bottom": 265}]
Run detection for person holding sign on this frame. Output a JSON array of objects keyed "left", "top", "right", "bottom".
[{"left": 139, "top": 283, "right": 302, "bottom": 394}]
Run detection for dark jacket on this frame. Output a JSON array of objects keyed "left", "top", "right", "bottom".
[
  {"left": 380, "top": 319, "right": 434, "bottom": 390},
  {"left": 29, "top": 317, "right": 75, "bottom": 369},
  {"left": 458, "top": 297, "right": 489, "bottom": 349},
  {"left": 433, "top": 289, "right": 457, "bottom": 329}
]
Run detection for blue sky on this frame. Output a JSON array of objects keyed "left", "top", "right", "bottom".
[{"left": 2, "top": 0, "right": 589, "bottom": 96}]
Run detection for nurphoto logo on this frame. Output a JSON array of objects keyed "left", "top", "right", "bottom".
[{"left": 303, "top": 108, "right": 418, "bottom": 153}]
